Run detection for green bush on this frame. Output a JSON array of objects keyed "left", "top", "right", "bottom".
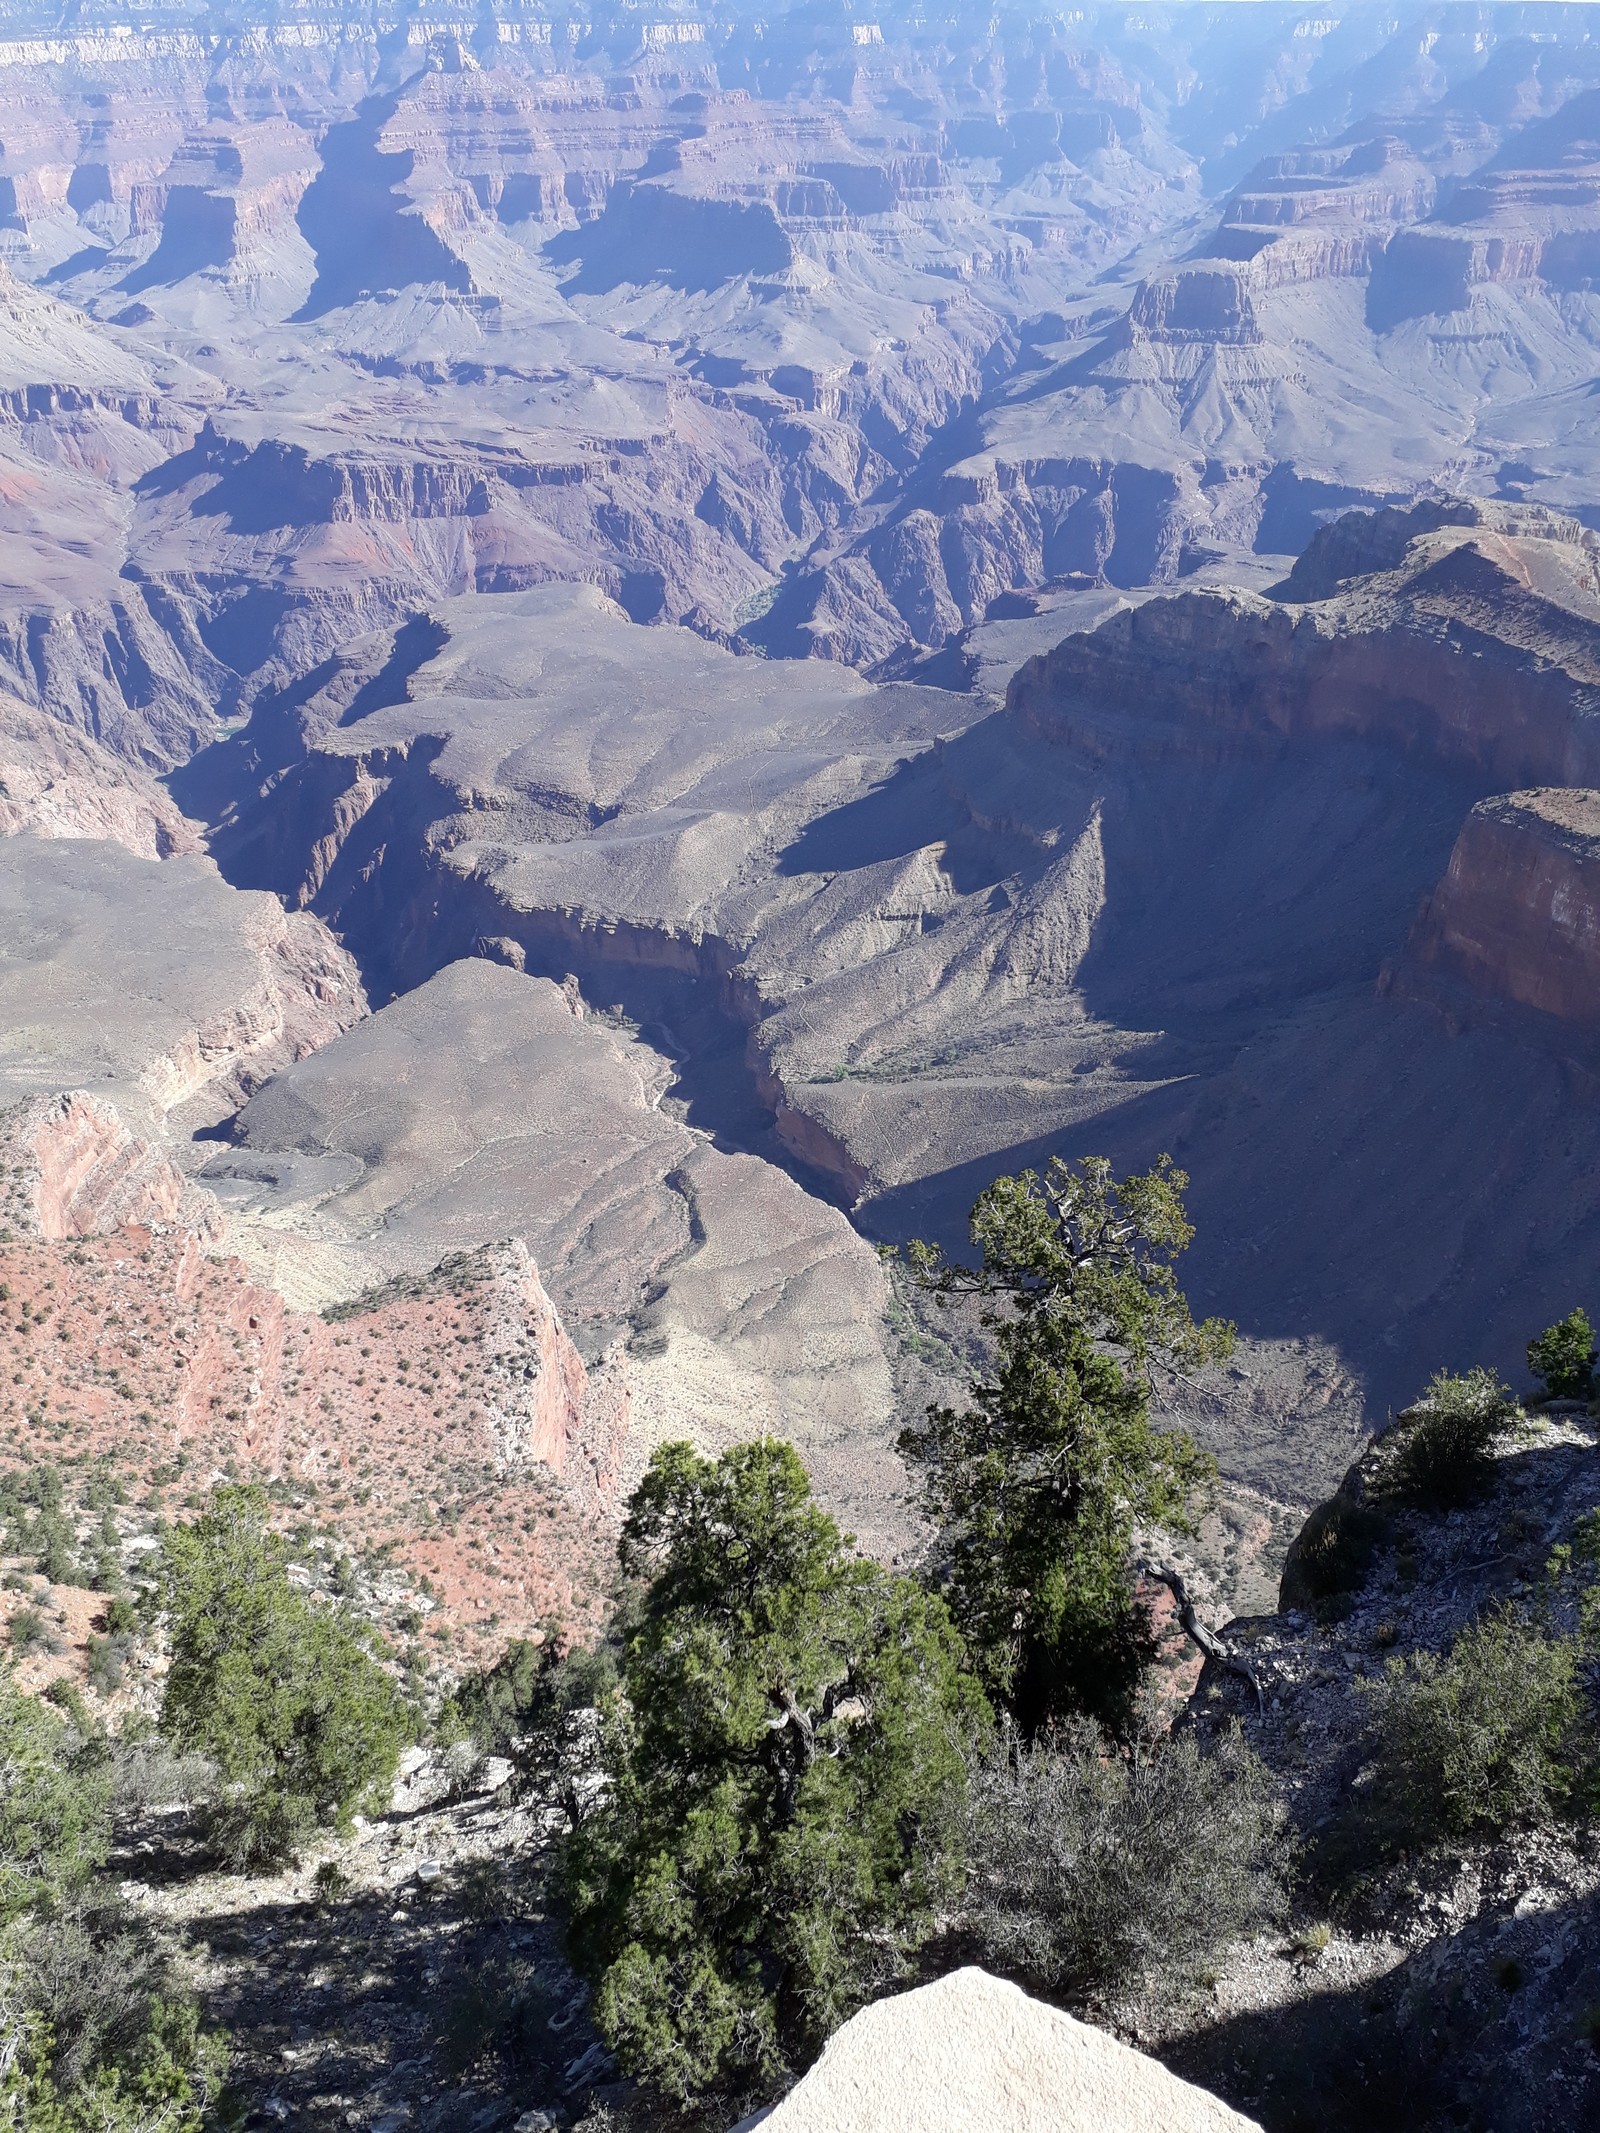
[
  {"left": 457, "top": 1634, "right": 618, "bottom": 1814},
  {"left": 1387, "top": 1368, "right": 1514, "bottom": 1510},
  {"left": 1366, "top": 1607, "right": 1585, "bottom": 1839},
  {"left": 963, "top": 1719, "right": 1292, "bottom": 1998},
  {"left": 159, "top": 1486, "right": 409, "bottom": 1867},
  {"left": 560, "top": 1440, "right": 987, "bottom": 2112},
  {"left": 0, "top": 1677, "right": 224, "bottom": 2130},
  {"left": 1528, "top": 1309, "right": 1597, "bottom": 1400},
  {"left": 85, "top": 1635, "right": 128, "bottom": 1697},
  {"left": 0, "top": 1675, "right": 110, "bottom": 1920},
  {"left": 9, "top": 1608, "right": 48, "bottom": 1656},
  {"left": 0, "top": 1994, "right": 224, "bottom": 2133}
]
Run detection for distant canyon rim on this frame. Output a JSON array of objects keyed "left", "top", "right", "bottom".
[{"left": 9, "top": 0, "right": 1600, "bottom": 1634}]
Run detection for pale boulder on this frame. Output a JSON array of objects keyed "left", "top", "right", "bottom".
[{"left": 735, "top": 1968, "right": 1259, "bottom": 2133}]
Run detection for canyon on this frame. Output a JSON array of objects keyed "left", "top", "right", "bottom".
[
  {"left": 9, "top": 9, "right": 1600, "bottom": 2132},
  {"left": 8, "top": 3, "right": 1600, "bottom": 1632}
]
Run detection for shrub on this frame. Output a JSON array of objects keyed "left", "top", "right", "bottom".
[
  {"left": 107, "top": 1731, "right": 215, "bottom": 1823},
  {"left": 1366, "top": 1607, "right": 1585, "bottom": 1839},
  {"left": 1528, "top": 1309, "right": 1597, "bottom": 1400},
  {"left": 1279, "top": 1494, "right": 1390, "bottom": 1615},
  {"left": 431, "top": 1956, "right": 552, "bottom": 2082},
  {"left": 0, "top": 1992, "right": 224, "bottom": 2133},
  {"left": 310, "top": 1859, "right": 348, "bottom": 1905},
  {"left": 963, "top": 1719, "right": 1292, "bottom": 1999},
  {"left": 9, "top": 1608, "right": 47, "bottom": 1655},
  {"left": 13, "top": 1895, "right": 178, "bottom": 2088},
  {"left": 1387, "top": 1368, "right": 1514, "bottom": 1509},
  {"left": 159, "top": 1485, "right": 409, "bottom": 1867},
  {"left": 561, "top": 1439, "right": 987, "bottom": 2111},
  {"left": 457, "top": 1634, "right": 618, "bottom": 1818},
  {"left": 86, "top": 1634, "right": 130, "bottom": 1697},
  {"left": 0, "top": 1676, "right": 110, "bottom": 1921}
]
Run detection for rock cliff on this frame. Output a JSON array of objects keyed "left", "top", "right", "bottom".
[
  {"left": 1392, "top": 788, "right": 1600, "bottom": 1035},
  {"left": 1008, "top": 500, "right": 1600, "bottom": 791},
  {"left": 1165, "top": 1410, "right": 1600, "bottom": 2133},
  {"left": 0, "top": 833, "right": 367, "bottom": 1134},
  {"left": 0, "top": 1088, "right": 221, "bottom": 1240},
  {"left": 0, "top": 1210, "right": 625, "bottom": 1661}
]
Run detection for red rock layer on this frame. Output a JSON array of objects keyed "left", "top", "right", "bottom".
[
  {"left": 1393, "top": 789, "right": 1600, "bottom": 1033},
  {"left": 0, "top": 1090, "right": 222, "bottom": 1240},
  {"left": 0, "top": 1222, "right": 627, "bottom": 1663}
]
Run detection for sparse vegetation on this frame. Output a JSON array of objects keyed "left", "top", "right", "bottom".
[
  {"left": 0, "top": 1675, "right": 224, "bottom": 2130},
  {"left": 963, "top": 1719, "right": 1292, "bottom": 2000},
  {"left": 900, "top": 1155, "right": 1230, "bottom": 1736}
]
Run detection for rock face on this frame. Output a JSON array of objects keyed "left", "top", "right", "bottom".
[
  {"left": 0, "top": 0, "right": 1598, "bottom": 748},
  {"left": 0, "top": 698, "right": 201, "bottom": 856},
  {"left": 1171, "top": 1413, "right": 1600, "bottom": 2133},
  {"left": 1393, "top": 789, "right": 1600, "bottom": 1034},
  {"left": 738, "top": 1968, "right": 1259, "bottom": 2133},
  {"left": 0, "top": 1215, "right": 625, "bottom": 1660},
  {"left": 207, "top": 958, "right": 910, "bottom": 1548},
  {"left": 0, "top": 833, "right": 366, "bottom": 1132},
  {"left": 1008, "top": 500, "right": 1600, "bottom": 791},
  {"left": 0, "top": 1088, "right": 221, "bottom": 1240}
]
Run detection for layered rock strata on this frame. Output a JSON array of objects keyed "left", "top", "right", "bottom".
[
  {"left": 0, "top": 698, "right": 201, "bottom": 856},
  {"left": 208, "top": 959, "right": 911, "bottom": 1549},
  {"left": 1393, "top": 788, "right": 1600, "bottom": 1034},
  {"left": 0, "top": 833, "right": 367, "bottom": 1130},
  {"left": 0, "top": 1088, "right": 221, "bottom": 1241}
]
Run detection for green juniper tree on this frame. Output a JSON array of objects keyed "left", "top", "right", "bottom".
[
  {"left": 559, "top": 1439, "right": 987, "bottom": 2112},
  {"left": 1528, "top": 1308, "right": 1598, "bottom": 1401},
  {"left": 160, "top": 1485, "right": 408, "bottom": 1866},
  {"left": 900, "top": 1154, "right": 1231, "bottom": 1736}
]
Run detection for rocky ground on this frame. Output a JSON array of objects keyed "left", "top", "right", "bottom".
[
  {"left": 120, "top": 1751, "right": 610, "bottom": 2133},
  {"left": 0, "top": 1215, "right": 623, "bottom": 1671},
  {"left": 1154, "top": 1412, "right": 1600, "bottom": 2132}
]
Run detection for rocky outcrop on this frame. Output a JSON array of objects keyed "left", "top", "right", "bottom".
[
  {"left": 738, "top": 1968, "right": 1260, "bottom": 2133},
  {"left": 0, "top": 1089, "right": 221, "bottom": 1240},
  {"left": 0, "top": 698, "right": 202, "bottom": 855},
  {"left": 0, "top": 1215, "right": 626, "bottom": 1658},
  {"left": 211, "top": 959, "right": 912, "bottom": 1551},
  {"left": 1172, "top": 1413, "right": 1600, "bottom": 2133},
  {"left": 1391, "top": 789, "right": 1600, "bottom": 1033},
  {"left": 0, "top": 835, "right": 367, "bottom": 1129},
  {"left": 1008, "top": 501, "right": 1600, "bottom": 791}
]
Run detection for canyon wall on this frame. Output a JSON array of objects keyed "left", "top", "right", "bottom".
[{"left": 1393, "top": 789, "right": 1600, "bottom": 1034}]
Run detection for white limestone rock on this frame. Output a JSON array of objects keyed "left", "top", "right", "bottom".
[{"left": 734, "top": 1968, "right": 1260, "bottom": 2133}]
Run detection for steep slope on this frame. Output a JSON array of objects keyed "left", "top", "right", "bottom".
[
  {"left": 1164, "top": 1411, "right": 1600, "bottom": 2133},
  {"left": 206, "top": 959, "right": 911, "bottom": 1551},
  {"left": 0, "top": 832, "right": 365, "bottom": 1137}
]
